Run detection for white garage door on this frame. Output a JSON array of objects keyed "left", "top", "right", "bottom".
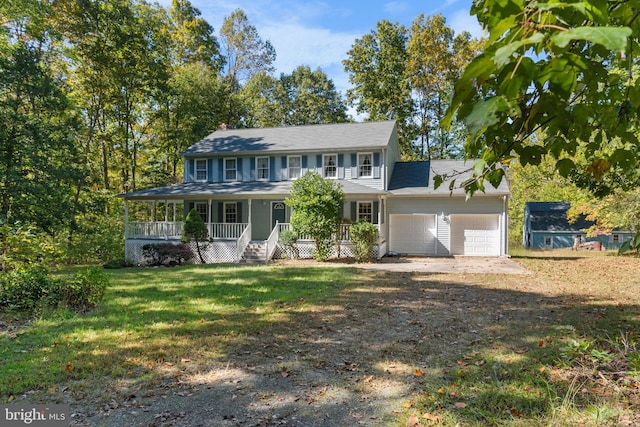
[
  {"left": 450, "top": 214, "right": 500, "bottom": 256},
  {"left": 389, "top": 214, "right": 436, "bottom": 255}
]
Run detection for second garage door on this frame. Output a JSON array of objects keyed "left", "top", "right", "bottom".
[
  {"left": 389, "top": 214, "right": 436, "bottom": 255},
  {"left": 450, "top": 214, "right": 500, "bottom": 256}
]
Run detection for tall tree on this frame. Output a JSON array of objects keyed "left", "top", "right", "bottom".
[
  {"left": 219, "top": 8, "right": 276, "bottom": 127},
  {"left": 406, "top": 14, "right": 481, "bottom": 159},
  {"left": 444, "top": 0, "right": 640, "bottom": 194},
  {"left": 168, "top": 0, "right": 223, "bottom": 69},
  {"left": 343, "top": 20, "right": 414, "bottom": 157},
  {"left": 0, "top": 1, "right": 81, "bottom": 232}
]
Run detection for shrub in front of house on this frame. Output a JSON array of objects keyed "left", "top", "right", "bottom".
[
  {"left": 350, "top": 221, "right": 378, "bottom": 263},
  {"left": 142, "top": 243, "right": 193, "bottom": 266},
  {"left": 278, "top": 229, "right": 299, "bottom": 259}
]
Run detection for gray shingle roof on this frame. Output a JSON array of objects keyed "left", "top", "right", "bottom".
[
  {"left": 182, "top": 120, "right": 397, "bottom": 156},
  {"left": 388, "top": 160, "right": 510, "bottom": 196},
  {"left": 121, "top": 179, "right": 385, "bottom": 200},
  {"left": 525, "top": 202, "right": 594, "bottom": 231}
]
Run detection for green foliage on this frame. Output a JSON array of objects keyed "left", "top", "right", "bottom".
[
  {"left": 0, "top": 265, "right": 52, "bottom": 311},
  {"left": 344, "top": 16, "right": 480, "bottom": 159},
  {"left": 0, "top": 222, "right": 59, "bottom": 272},
  {"left": 0, "top": 266, "right": 108, "bottom": 313},
  {"left": 278, "top": 229, "right": 299, "bottom": 259},
  {"left": 349, "top": 221, "right": 378, "bottom": 263},
  {"left": 285, "top": 172, "right": 344, "bottom": 261},
  {"left": 52, "top": 268, "right": 108, "bottom": 311},
  {"left": 142, "top": 243, "right": 193, "bottom": 266},
  {"left": 446, "top": 0, "right": 640, "bottom": 194},
  {"left": 182, "top": 208, "right": 209, "bottom": 263}
]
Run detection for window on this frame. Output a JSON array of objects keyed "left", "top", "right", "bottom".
[
  {"left": 544, "top": 236, "right": 552, "bottom": 247},
  {"left": 323, "top": 154, "right": 337, "bottom": 178},
  {"left": 256, "top": 157, "right": 269, "bottom": 180},
  {"left": 224, "top": 158, "right": 237, "bottom": 181},
  {"left": 224, "top": 202, "right": 237, "bottom": 223},
  {"left": 288, "top": 155, "right": 301, "bottom": 180},
  {"left": 357, "top": 202, "right": 373, "bottom": 223},
  {"left": 358, "top": 153, "right": 373, "bottom": 178},
  {"left": 195, "top": 159, "right": 208, "bottom": 182},
  {"left": 613, "top": 234, "right": 620, "bottom": 243},
  {"left": 194, "top": 202, "right": 208, "bottom": 222}
]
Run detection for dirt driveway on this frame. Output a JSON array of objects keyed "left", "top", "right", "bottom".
[
  {"left": 72, "top": 257, "right": 550, "bottom": 427},
  {"left": 362, "top": 256, "right": 529, "bottom": 274}
]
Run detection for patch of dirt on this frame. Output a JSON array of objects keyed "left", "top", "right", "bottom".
[{"left": 18, "top": 254, "right": 640, "bottom": 426}]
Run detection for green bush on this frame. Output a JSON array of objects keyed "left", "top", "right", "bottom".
[
  {"left": 142, "top": 243, "right": 193, "bottom": 266},
  {"left": 350, "top": 221, "right": 378, "bottom": 263},
  {"left": 312, "top": 240, "right": 333, "bottom": 262},
  {"left": 52, "top": 268, "right": 108, "bottom": 311},
  {"left": 0, "top": 266, "right": 53, "bottom": 311},
  {"left": 0, "top": 266, "right": 109, "bottom": 313},
  {"left": 278, "top": 229, "right": 299, "bottom": 259}
]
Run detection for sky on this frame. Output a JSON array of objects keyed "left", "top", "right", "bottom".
[{"left": 158, "top": 0, "right": 480, "bottom": 102}]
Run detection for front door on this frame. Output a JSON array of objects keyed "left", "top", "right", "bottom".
[{"left": 271, "top": 201, "right": 287, "bottom": 229}]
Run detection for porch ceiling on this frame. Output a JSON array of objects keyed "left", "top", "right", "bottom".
[{"left": 120, "top": 180, "right": 387, "bottom": 201}]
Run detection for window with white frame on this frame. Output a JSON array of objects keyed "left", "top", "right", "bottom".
[
  {"left": 323, "top": 154, "right": 337, "bottom": 178},
  {"left": 256, "top": 157, "right": 269, "bottom": 180},
  {"left": 357, "top": 202, "right": 373, "bottom": 223},
  {"left": 613, "top": 234, "right": 620, "bottom": 243},
  {"left": 224, "top": 158, "right": 237, "bottom": 181},
  {"left": 288, "top": 155, "right": 301, "bottom": 180},
  {"left": 195, "top": 159, "right": 208, "bottom": 181},
  {"left": 194, "top": 202, "right": 208, "bottom": 222},
  {"left": 224, "top": 202, "right": 237, "bottom": 223},
  {"left": 358, "top": 153, "right": 373, "bottom": 178}
]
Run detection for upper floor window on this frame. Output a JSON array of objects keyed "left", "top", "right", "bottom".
[
  {"left": 256, "top": 157, "right": 269, "bottom": 180},
  {"left": 358, "top": 153, "right": 373, "bottom": 178},
  {"left": 195, "top": 159, "right": 208, "bottom": 182},
  {"left": 323, "top": 154, "right": 337, "bottom": 179},
  {"left": 288, "top": 155, "right": 301, "bottom": 180},
  {"left": 224, "top": 158, "right": 237, "bottom": 181},
  {"left": 357, "top": 202, "right": 373, "bottom": 223}
]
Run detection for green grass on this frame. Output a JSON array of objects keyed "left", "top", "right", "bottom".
[{"left": 0, "top": 264, "right": 359, "bottom": 400}]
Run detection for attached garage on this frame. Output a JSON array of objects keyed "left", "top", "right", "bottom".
[
  {"left": 450, "top": 214, "right": 501, "bottom": 256},
  {"left": 389, "top": 214, "right": 436, "bottom": 255}
]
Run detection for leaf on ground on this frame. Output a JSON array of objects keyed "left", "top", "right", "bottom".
[
  {"left": 65, "top": 363, "right": 74, "bottom": 372},
  {"left": 414, "top": 369, "right": 423, "bottom": 377},
  {"left": 406, "top": 414, "right": 420, "bottom": 426},
  {"left": 423, "top": 412, "right": 440, "bottom": 422},
  {"left": 455, "top": 402, "right": 467, "bottom": 408},
  {"left": 510, "top": 407, "right": 523, "bottom": 418}
]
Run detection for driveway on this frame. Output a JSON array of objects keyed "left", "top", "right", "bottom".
[{"left": 362, "top": 256, "right": 529, "bottom": 274}]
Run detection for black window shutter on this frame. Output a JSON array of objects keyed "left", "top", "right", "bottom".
[
  {"left": 302, "top": 155, "right": 308, "bottom": 169},
  {"left": 351, "top": 153, "right": 357, "bottom": 178},
  {"left": 350, "top": 201, "right": 357, "bottom": 222},
  {"left": 217, "top": 202, "right": 223, "bottom": 222},
  {"left": 373, "top": 201, "right": 379, "bottom": 224},
  {"left": 270, "top": 157, "right": 276, "bottom": 180},
  {"left": 237, "top": 158, "right": 243, "bottom": 181},
  {"left": 218, "top": 159, "right": 224, "bottom": 181},
  {"left": 237, "top": 202, "right": 242, "bottom": 223}
]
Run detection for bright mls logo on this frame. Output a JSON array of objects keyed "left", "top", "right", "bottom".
[{"left": 1, "top": 405, "right": 69, "bottom": 426}]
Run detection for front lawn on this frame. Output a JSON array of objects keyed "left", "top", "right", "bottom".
[{"left": 0, "top": 252, "right": 638, "bottom": 426}]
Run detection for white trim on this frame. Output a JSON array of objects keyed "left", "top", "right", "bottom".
[
  {"left": 323, "top": 153, "right": 338, "bottom": 179},
  {"left": 356, "top": 201, "right": 373, "bottom": 223},
  {"left": 223, "top": 201, "right": 237, "bottom": 223},
  {"left": 195, "top": 159, "right": 208, "bottom": 182},
  {"left": 194, "top": 202, "right": 208, "bottom": 222},
  {"left": 288, "top": 155, "right": 302, "bottom": 180},
  {"left": 256, "top": 156, "right": 269, "bottom": 181},
  {"left": 224, "top": 157, "right": 237, "bottom": 181},
  {"left": 357, "top": 152, "right": 373, "bottom": 178}
]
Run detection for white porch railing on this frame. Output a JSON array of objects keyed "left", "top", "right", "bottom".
[
  {"left": 265, "top": 221, "right": 281, "bottom": 260},
  {"left": 127, "top": 222, "right": 249, "bottom": 240},
  {"left": 236, "top": 224, "right": 252, "bottom": 262},
  {"left": 277, "top": 223, "right": 379, "bottom": 242}
]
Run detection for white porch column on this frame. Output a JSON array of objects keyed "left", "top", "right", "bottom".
[
  {"left": 124, "top": 199, "right": 129, "bottom": 239},
  {"left": 208, "top": 199, "right": 213, "bottom": 237},
  {"left": 164, "top": 200, "right": 169, "bottom": 240},
  {"left": 248, "top": 199, "right": 253, "bottom": 240}
]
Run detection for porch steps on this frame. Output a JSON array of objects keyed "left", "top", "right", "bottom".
[{"left": 241, "top": 241, "right": 267, "bottom": 264}]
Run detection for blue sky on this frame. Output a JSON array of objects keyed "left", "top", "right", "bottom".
[{"left": 159, "top": 1, "right": 480, "bottom": 96}]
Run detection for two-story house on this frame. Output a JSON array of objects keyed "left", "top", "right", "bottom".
[{"left": 121, "top": 120, "right": 509, "bottom": 263}]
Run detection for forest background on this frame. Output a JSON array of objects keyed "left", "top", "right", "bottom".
[{"left": 1, "top": 0, "right": 634, "bottom": 270}]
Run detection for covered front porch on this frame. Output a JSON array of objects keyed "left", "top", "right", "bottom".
[{"left": 121, "top": 183, "right": 387, "bottom": 265}]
